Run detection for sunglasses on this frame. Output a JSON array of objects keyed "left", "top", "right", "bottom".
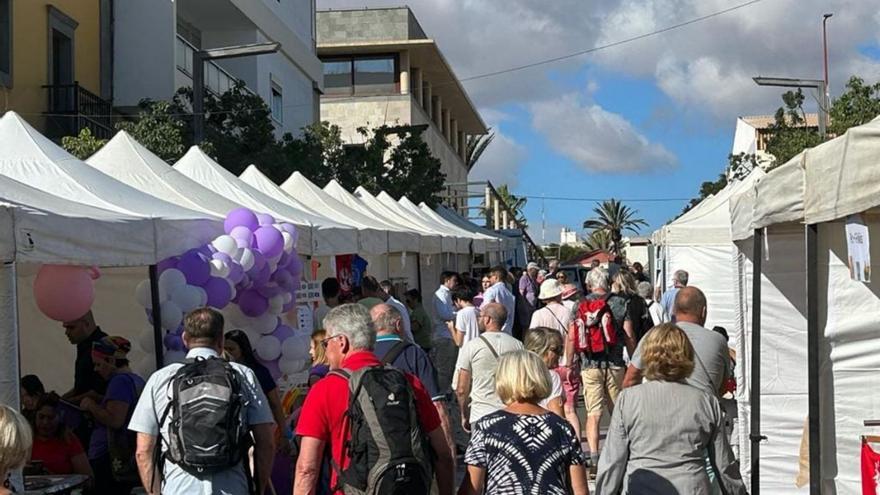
[{"left": 320, "top": 334, "right": 344, "bottom": 348}]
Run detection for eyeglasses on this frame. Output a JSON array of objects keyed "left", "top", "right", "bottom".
[{"left": 321, "top": 334, "right": 344, "bottom": 348}]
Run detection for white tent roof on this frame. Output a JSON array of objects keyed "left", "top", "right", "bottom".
[
  {"left": 278, "top": 172, "right": 420, "bottom": 254},
  {"left": 728, "top": 181, "right": 758, "bottom": 242},
  {"left": 372, "top": 190, "right": 465, "bottom": 254},
  {"left": 752, "top": 151, "right": 806, "bottom": 231},
  {"left": 417, "top": 203, "right": 498, "bottom": 253},
  {"left": 233, "top": 165, "right": 360, "bottom": 255},
  {"left": 0, "top": 112, "right": 219, "bottom": 261},
  {"left": 431, "top": 204, "right": 514, "bottom": 257},
  {"left": 86, "top": 131, "right": 238, "bottom": 218},
  {"left": 397, "top": 197, "right": 474, "bottom": 253}
]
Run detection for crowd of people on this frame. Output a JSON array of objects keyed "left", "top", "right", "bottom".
[{"left": 0, "top": 260, "right": 749, "bottom": 494}]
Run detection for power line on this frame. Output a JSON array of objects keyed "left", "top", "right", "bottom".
[{"left": 517, "top": 195, "right": 692, "bottom": 203}]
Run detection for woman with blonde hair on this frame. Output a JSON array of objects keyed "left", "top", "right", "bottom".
[
  {"left": 458, "top": 350, "right": 589, "bottom": 495},
  {"left": 0, "top": 405, "right": 32, "bottom": 495},
  {"left": 308, "top": 329, "right": 330, "bottom": 386},
  {"left": 595, "top": 324, "right": 746, "bottom": 494},
  {"left": 523, "top": 328, "right": 565, "bottom": 418}
]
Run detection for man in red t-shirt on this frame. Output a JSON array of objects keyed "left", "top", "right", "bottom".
[{"left": 294, "top": 304, "right": 454, "bottom": 495}]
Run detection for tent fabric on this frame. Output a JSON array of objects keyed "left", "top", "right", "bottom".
[
  {"left": 729, "top": 183, "right": 758, "bottom": 242},
  {"left": 0, "top": 112, "right": 219, "bottom": 262},
  {"left": 0, "top": 264, "right": 17, "bottom": 409},
  {"left": 86, "top": 131, "right": 239, "bottom": 218},
  {"left": 396, "top": 196, "right": 472, "bottom": 253},
  {"left": 343, "top": 186, "right": 442, "bottom": 254},
  {"left": 275, "top": 171, "right": 418, "bottom": 255},
  {"left": 374, "top": 191, "right": 465, "bottom": 254},
  {"left": 431, "top": 204, "right": 508, "bottom": 263},
  {"left": 753, "top": 152, "right": 806, "bottom": 230}
]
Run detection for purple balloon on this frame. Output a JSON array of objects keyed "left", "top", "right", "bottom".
[
  {"left": 229, "top": 225, "right": 254, "bottom": 248},
  {"left": 204, "top": 277, "right": 233, "bottom": 308},
  {"left": 173, "top": 324, "right": 184, "bottom": 336},
  {"left": 212, "top": 252, "right": 233, "bottom": 264},
  {"left": 248, "top": 251, "right": 266, "bottom": 276},
  {"left": 178, "top": 251, "right": 211, "bottom": 286},
  {"left": 272, "top": 324, "right": 295, "bottom": 341},
  {"left": 288, "top": 256, "right": 303, "bottom": 279},
  {"left": 239, "top": 289, "right": 268, "bottom": 317},
  {"left": 239, "top": 273, "right": 252, "bottom": 290},
  {"left": 197, "top": 245, "right": 214, "bottom": 258},
  {"left": 256, "top": 213, "right": 275, "bottom": 227},
  {"left": 224, "top": 208, "right": 259, "bottom": 234},
  {"left": 157, "top": 257, "right": 178, "bottom": 274},
  {"left": 257, "top": 283, "right": 283, "bottom": 299},
  {"left": 228, "top": 262, "right": 244, "bottom": 284},
  {"left": 260, "top": 359, "right": 282, "bottom": 380},
  {"left": 254, "top": 226, "right": 284, "bottom": 258},
  {"left": 164, "top": 333, "right": 185, "bottom": 351},
  {"left": 252, "top": 263, "right": 272, "bottom": 287},
  {"left": 271, "top": 269, "right": 292, "bottom": 288},
  {"left": 277, "top": 252, "right": 291, "bottom": 269}
]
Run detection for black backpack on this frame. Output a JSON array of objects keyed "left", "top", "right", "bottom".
[
  {"left": 330, "top": 365, "right": 433, "bottom": 495},
  {"left": 155, "top": 357, "right": 250, "bottom": 488}
]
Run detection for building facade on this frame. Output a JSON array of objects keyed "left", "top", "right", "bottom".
[
  {"left": 0, "top": 0, "right": 113, "bottom": 138},
  {"left": 114, "top": 0, "right": 322, "bottom": 138},
  {"left": 316, "top": 7, "right": 487, "bottom": 211}
]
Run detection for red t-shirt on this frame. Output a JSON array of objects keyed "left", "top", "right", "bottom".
[
  {"left": 296, "top": 351, "right": 441, "bottom": 493},
  {"left": 30, "top": 433, "right": 84, "bottom": 474}
]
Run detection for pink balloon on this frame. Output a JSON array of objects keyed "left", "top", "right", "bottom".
[{"left": 33, "top": 265, "right": 96, "bottom": 322}]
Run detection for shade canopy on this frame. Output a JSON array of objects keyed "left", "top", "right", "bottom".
[{"left": 372, "top": 190, "right": 464, "bottom": 253}]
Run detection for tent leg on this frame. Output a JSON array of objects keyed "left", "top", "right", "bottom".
[
  {"left": 806, "top": 224, "right": 820, "bottom": 495},
  {"left": 148, "top": 265, "right": 164, "bottom": 370},
  {"left": 749, "top": 228, "right": 766, "bottom": 494},
  {"left": 416, "top": 255, "right": 423, "bottom": 294},
  {"left": 1, "top": 262, "right": 20, "bottom": 410}
]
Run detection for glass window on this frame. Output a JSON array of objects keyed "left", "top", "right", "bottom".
[
  {"left": 353, "top": 57, "right": 396, "bottom": 95},
  {"left": 0, "top": 0, "right": 9, "bottom": 86},
  {"left": 271, "top": 80, "right": 283, "bottom": 123},
  {"left": 323, "top": 59, "right": 352, "bottom": 96}
]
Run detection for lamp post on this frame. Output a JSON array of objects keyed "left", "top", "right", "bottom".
[
  {"left": 823, "top": 13, "right": 833, "bottom": 130},
  {"left": 192, "top": 42, "right": 280, "bottom": 144},
  {"left": 753, "top": 76, "right": 827, "bottom": 138}
]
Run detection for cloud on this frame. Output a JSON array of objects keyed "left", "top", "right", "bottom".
[
  {"left": 529, "top": 93, "right": 676, "bottom": 173},
  {"left": 468, "top": 111, "right": 527, "bottom": 187}
]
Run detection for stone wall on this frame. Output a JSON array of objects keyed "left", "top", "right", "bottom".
[{"left": 317, "top": 8, "right": 426, "bottom": 44}]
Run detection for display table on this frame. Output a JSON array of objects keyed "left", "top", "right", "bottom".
[{"left": 23, "top": 474, "right": 88, "bottom": 494}]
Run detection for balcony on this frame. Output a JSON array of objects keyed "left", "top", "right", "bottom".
[
  {"left": 175, "top": 34, "right": 255, "bottom": 97},
  {"left": 43, "top": 82, "right": 114, "bottom": 140}
]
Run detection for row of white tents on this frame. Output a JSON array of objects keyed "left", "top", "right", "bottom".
[
  {"left": 0, "top": 110, "right": 522, "bottom": 409},
  {"left": 654, "top": 116, "right": 880, "bottom": 494}
]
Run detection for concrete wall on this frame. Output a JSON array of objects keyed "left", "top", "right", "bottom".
[
  {"left": 317, "top": 8, "right": 425, "bottom": 44},
  {"left": 256, "top": 30, "right": 317, "bottom": 137},
  {"left": 114, "top": 0, "right": 176, "bottom": 107},
  {"left": 411, "top": 101, "right": 468, "bottom": 199},
  {"left": 265, "top": 0, "right": 314, "bottom": 49},
  {"left": 320, "top": 94, "right": 412, "bottom": 142}
]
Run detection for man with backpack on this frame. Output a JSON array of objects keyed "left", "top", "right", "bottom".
[
  {"left": 294, "top": 303, "right": 454, "bottom": 495},
  {"left": 570, "top": 267, "right": 636, "bottom": 475},
  {"left": 129, "top": 308, "right": 275, "bottom": 495}
]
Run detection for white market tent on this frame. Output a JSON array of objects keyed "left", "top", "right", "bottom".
[
  {"left": 399, "top": 196, "right": 484, "bottom": 253},
  {"left": 173, "top": 147, "right": 358, "bottom": 256},
  {"left": 342, "top": 185, "right": 442, "bottom": 255},
  {"left": 373, "top": 190, "right": 465, "bottom": 255},
  {"left": 431, "top": 204, "right": 517, "bottom": 266}
]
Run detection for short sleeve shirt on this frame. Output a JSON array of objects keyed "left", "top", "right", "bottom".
[
  {"left": 386, "top": 296, "right": 414, "bottom": 343},
  {"left": 455, "top": 306, "right": 481, "bottom": 347},
  {"left": 88, "top": 371, "right": 145, "bottom": 459},
  {"left": 31, "top": 433, "right": 84, "bottom": 474},
  {"left": 128, "top": 348, "right": 274, "bottom": 495},
  {"left": 374, "top": 335, "right": 444, "bottom": 401},
  {"left": 410, "top": 305, "right": 434, "bottom": 349},
  {"left": 539, "top": 370, "right": 564, "bottom": 409},
  {"left": 455, "top": 332, "right": 524, "bottom": 422},
  {"left": 480, "top": 283, "right": 516, "bottom": 335},
  {"left": 250, "top": 362, "right": 277, "bottom": 395}
]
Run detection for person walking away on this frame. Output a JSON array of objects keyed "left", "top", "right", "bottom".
[
  {"left": 596, "top": 324, "right": 746, "bottom": 494},
  {"left": 455, "top": 304, "right": 523, "bottom": 432},
  {"left": 313, "top": 278, "right": 341, "bottom": 331},
  {"left": 404, "top": 289, "right": 434, "bottom": 352},
  {"left": 613, "top": 271, "right": 651, "bottom": 345},
  {"left": 294, "top": 304, "right": 454, "bottom": 495},
  {"left": 638, "top": 281, "right": 667, "bottom": 325},
  {"left": 371, "top": 304, "right": 455, "bottom": 467},
  {"left": 129, "top": 308, "right": 275, "bottom": 495},
  {"left": 660, "top": 269, "right": 688, "bottom": 321},
  {"left": 29, "top": 392, "right": 94, "bottom": 480},
  {"left": 523, "top": 328, "right": 565, "bottom": 418},
  {"left": 570, "top": 267, "right": 635, "bottom": 475},
  {"left": 359, "top": 276, "right": 413, "bottom": 342},
  {"left": 79, "top": 336, "right": 144, "bottom": 494},
  {"left": 433, "top": 271, "right": 461, "bottom": 395},
  {"left": 529, "top": 280, "right": 580, "bottom": 438},
  {"left": 480, "top": 266, "right": 516, "bottom": 336},
  {"left": 458, "top": 350, "right": 589, "bottom": 495},
  {"left": 561, "top": 283, "right": 580, "bottom": 314},
  {"left": 451, "top": 285, "right": 481, "bottom": 347}
]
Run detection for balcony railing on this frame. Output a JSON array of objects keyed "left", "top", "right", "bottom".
[
  {"left": 43, "top": 82, "right": 114, "bottom": 140},
  {"left": 176, "top": 35, "right": 255, "bottom": 97}
]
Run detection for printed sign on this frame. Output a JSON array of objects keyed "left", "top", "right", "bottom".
[
  {"left": 296, "top": 280, "right": 323, "bottom": 304},
  {"left": 846, "top": 214, "right": 871, "bottom": 282}
]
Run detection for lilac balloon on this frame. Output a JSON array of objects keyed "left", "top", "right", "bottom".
[
  {"left": 239, "top": 273, "right": 252, "bottom": 290},
  {"left": 157, "top": 257, "right": 178, "bottom": 274},
  {"left": 254, "top": 226, "right": 284, "bottom": 258},
  {"left": 227, "top": 262, "right": 244, "bottom": 284},
  {"left": 212, "top": 252, "right": 233, "bottom": 264},
  {"left": 197, "top": 245, "right": 214, "bottom": 258},
  {"left": 178, "top": 251, "right": 211, "bottom": 286},
  {"left": 248, "top": 251, "right": 266, "bottom": 276},
  {"left": 272, "top": 324, "right": 295, "bottom": 342},
  {"left": 257, "top": 283, "right": 283, "bottom": 299},
  {"left": 256, "top": 213, "right": 275, "bottom": 227},
  {"left": 288, "top": 256, "right": 303, "bottom": 279},
  {"left": 239, "top": 289, "right": 269, "bottom": 317},
  {"left": 277, "top": 252, "right": 291, "bottom": 269},
  {"left": 252, "top": 263, "right": 272, "bottom": 287},
  {"left": 271, "top": 269, "right": 293, "bottom": 289},
  {"left": 260, "top": 359, "right": 282, "bottom": 380},
  {"left": 224, "top": 208, "right": 259, "bottom": 234},
  {"left": 229, "top": 225, "right": 255, "bottom": 248},
  {"left": 164, "top": 333, "right": 185, "bottom": 351},
  {"left": 204, "top": 277, "right": 233, "bottom": 308}
]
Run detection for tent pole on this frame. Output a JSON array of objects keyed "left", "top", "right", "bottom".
[
  {"left": 750, "top": 228, "right": 766, "bottom": 494},
  {"left": 148, "top": 265, "right": 164, "bottom": 370},
  {"left": 806, "top": 224, "right": 820, "bottom": 495},
  {"left": 417, "top": 255, "right": 423, "bottom": 294}
]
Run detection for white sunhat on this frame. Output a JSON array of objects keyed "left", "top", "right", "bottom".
[{"left": 538, "top": 279, "right": 564, "bottom": 300}]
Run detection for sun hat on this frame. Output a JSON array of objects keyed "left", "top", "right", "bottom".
[
  {"left": 561, "top": 283, "right": 579, "bottom": 300},
  {"left": 538, "top": 279, "right": 564, "bottom": 300},
  {"left": 527, "top": 261, "right": 539, "bottom": 271}
]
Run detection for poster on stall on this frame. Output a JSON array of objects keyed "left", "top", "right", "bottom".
[
  {"left": 846, "top": 214, "right": 871, "bottom": 282},
  {"left": 335, "top": 254, "right": 353, "bottom": 295}
]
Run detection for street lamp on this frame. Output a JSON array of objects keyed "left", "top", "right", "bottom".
[
  {"left": 753, "top": 76, "right": 827, "bottom": 138},
  {"left": 823, "top": 14, "right": 833, "bottom": 127},
  {"left": 192, "top": 41, "right": 281, "bottom": 143}
]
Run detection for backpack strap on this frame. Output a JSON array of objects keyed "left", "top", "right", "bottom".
[
  {"left": 380, "top": 340, "right": 411, "bottom": 366},
  {"left": 478, "top": 335, "right": 500, "bottom": 359}
]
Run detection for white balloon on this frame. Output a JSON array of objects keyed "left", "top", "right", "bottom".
[
  {"left": 268, "top": 295, "right": 284, "bottom": 315},
  {"left": 281, "top": 335, "right": 309, "bottom": 360},
  {"left": 255, "top": 335, "right": 282, "bottom": 361},
  {"left": 212, "top": 235, "right": 238, "bottom": 255},
  {"left": 209, "top": 259, "right": 230, "bottom": 278},
  {"left": 267, "top": 260, "right": 279, "bottom": 274},
  {"left": 158, "top": 269, "right": 186, "bottom": 300},
  {"left": 194, "top": 286, "right": 208, "bottom": 307},
  {"left": 258, "top": 313, "right": 278, "bottom": 334},
  {"left": 222, "top": 304, "right": 247, "bottom": 328},
  {"left": 281, "top": 232, "right": 294, "bottom": 253},
  {"left": 282, "top": 292, "right": 293, "bottom": 304},
  {"left": 163, "top": 350, "right": 187, "bottom": 366},
  {"left": 160, "top": 300, "right": 183, "bottom": 331},
  {"left": 135, "top": 279, "right": 153, "bottom": 309},
  {"left": 171, "top": 285, "right": 201, "bottom": 313},
  {"left": 137, "top": 324, "right": 156, "bottom": 352},
  {"left": 279, "top": 358, "right": 307, "bottom": 375},
  {"left": 237, "top": 248, "right": 255, "bottom": 272}
]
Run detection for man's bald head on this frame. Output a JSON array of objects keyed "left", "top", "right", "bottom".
[
  {"left": 673, "top": 286, "right": 707, "bottom": 325},
  {"left": 370, "top": 303, "right": 401, "bottom": 335},
  {"left": 482, "top": 303, "right": 507, "bottom": 332}
]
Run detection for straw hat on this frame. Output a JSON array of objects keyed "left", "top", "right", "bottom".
[{"left": 538, "top": 279, "right": 564, "bottom": 300}]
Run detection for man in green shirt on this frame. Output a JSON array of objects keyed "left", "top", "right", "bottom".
[{"left": 405, "top": 289, "right": 434, "bottom": 352}]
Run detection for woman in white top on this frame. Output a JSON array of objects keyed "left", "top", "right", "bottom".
[{"left": 523, "top": 327, "right": 565, "bottom": 418}]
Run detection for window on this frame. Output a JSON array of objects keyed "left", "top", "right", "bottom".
[
  {"left": 321, "top": 55, "right": 399, "bottom": 96},
  {"left": 323, "top": 59, "right": 353, "bottom": 96},
  {"left": 0, "top": 0, "right": 10, "bottom": 87},
  {"left": 270, "top": 79, "right": 283, "bottom": 123}
]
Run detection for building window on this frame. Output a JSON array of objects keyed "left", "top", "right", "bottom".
[
  {"left": 0, "top": 0, "right": 11, "bottom": 87},
  {"left": 323, "top": 59, "right": 353, "bottom": 96},
  {"left": 270, "top": 79, "right": 283, "bottom": 123},
  {"left": 321, "top": 54, "right": 399, "bottom": 97}
]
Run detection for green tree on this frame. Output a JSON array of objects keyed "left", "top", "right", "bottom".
[
  {"left": 829, "top": 76, "right": 880, "bottom": 135},
  {"left": 269, "top": 121, "right": 347, "bottom": 185},
  {"left": 466, "top": 131, "right": 494, "bottom": 171},
  {"left": 583, "top": 229, "right": 613, "bottom": 252},
  {"left": 492, "top": 184, "right": 528, "bottom": 226},
  {"left": 583, "top": 199, "right": 646, "bottom": 257},
  {"left": 542, "top": 243, "right": 590, "bottom": 262},
  {"left": 61, "top": 127, "right": 107, "bottom": 160},
  {"left": 115, "top": 100, "right": 188, "bottom": 162}
]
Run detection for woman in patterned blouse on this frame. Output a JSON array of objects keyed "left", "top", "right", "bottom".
[{"left": 458, "top": 350, "right": 589, "bottom": 495}]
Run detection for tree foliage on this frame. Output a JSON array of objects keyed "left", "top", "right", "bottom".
[
  {"left": 62, "top": 127, "right": 107, "bottom": 160},
  {"left": 829, "top": 76, "right": 880, "bottom": 135},
  {"left": 115, "top": 99, "right": 188, "bottom": 163},
  {"left": 466, "top": 131, "right": 494, "bottom": 171},
  {"left": 542, "top": 243, "right": 591, "bottom": 263},
  {"left": 764, "top": 88, "right": 824, "bottom": 166},
  {"left": 583, "top": 199, "right": 646, "bottom": 257},
  {"left": 583, "top": 229, "right": 613, "bottom": 252}
]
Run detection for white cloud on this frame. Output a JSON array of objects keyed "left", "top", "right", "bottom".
[
  {"left": 468, "top": 127, "right": 527, "bottom": 187},
  {"left": 529, "top": 93, "right": 676, "bottom": 173}
]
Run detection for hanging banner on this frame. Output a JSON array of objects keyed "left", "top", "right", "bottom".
[
  {"left": 846, "top": 214, "right": 871, "bottom": 282},
  {"left": 352, "top": 255, "right": 368, "bottom": 287},
  {"left": 335, "top": 254, "right": 353, "bottom": 295},
  {"left": 861, "top": 440, "right": 880, "bottom": 494}
]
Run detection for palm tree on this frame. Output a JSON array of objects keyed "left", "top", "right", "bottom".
[
  {"left": 583, "top": 199, "right": 647, "bottom": 257},
  {"left": 583, "top": 229, "right": 613, "bottom": 252},
  {"left": 495, "top": 184, "right": 528, "bottom": 228},
  {"left": 466, "top": 131, "right": 495, "bottom": 171}
]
